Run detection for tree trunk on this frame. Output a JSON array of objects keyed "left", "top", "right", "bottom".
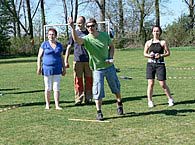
[
  {"left": 118, "top": 0, "right": 124, "bottom": 35},
  {"left": 62, "top": 0, "right": 69, "bottom": 39},
  {"left": 155, "top": 0, "right": 160, "bottom": 26},
  {"left": 26, "top": 0, "right": 33, "bottom": 39},
  {"left": 40, "top": 0, "right": 46, "bottom": 41},
  {"left": 95, "top": 0, "right": 106, "bottom": 31}
]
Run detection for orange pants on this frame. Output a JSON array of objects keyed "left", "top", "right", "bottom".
[{"left": 73, "top": 61, "right": 92, "bottom": 103}]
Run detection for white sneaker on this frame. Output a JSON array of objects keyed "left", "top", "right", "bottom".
[
  {"left": 148, "top": 101, "right": 154, "bottom": 108},
  {"left": 168, "top": 98, "right": 174, "bottom": 106}
]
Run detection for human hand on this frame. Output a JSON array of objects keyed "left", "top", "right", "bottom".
[
  {"left": 68, "top": 17, "right": 74, "bottom": 28},
  {"left": 65, "top": 62, "right": 70, "bottom": 68},
  {"left": 105, "top": 59, "right": 114, "bottom": 64},
  {"left": 62, "top": 69, "right": 66, "bottom": 76},
  {"left": 37, "top": 67, "right": 41, "bottom": 75},
  {"left": 154, "top": 53, "right": 160, "bottom": 59}
]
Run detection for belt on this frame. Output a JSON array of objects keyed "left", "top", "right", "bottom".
[{"left": 148, "top": 59, "right": 165, "bottom": 64}]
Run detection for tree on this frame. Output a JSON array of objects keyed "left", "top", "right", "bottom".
[
  {"left": 184, "top": 0, "right": 194, "bottom": 28},
  {"left": 40, "top": 0, "right": 46, "bottom": 41},
  {"left": 155, "top": 0, "right": 160, "bottom": 26},
  {"left": 118, "top": 0, "right": 124, "bottom": 35},
  {"left": 94, "top": 0, "right": 106, "bottom": 30},
  {"left": 0, "top": 0, "right": 12, "bottom": 54},
  {"left": 26, "top": 0, "right": 33, "bottom": 39}
]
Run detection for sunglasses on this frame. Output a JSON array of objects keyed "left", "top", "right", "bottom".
[{"left": 86, "top": 24, "right": 95, "bottom": 28}]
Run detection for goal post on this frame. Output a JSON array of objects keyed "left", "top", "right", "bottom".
[{"left": 43, "top": 21, "right": 110, "bottom": 41}]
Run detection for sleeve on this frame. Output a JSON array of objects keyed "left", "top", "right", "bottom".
[
  {"left": 67, "top": 35, "right": 74, "bottom": 46},
  {"left": 40, "top": 41, "right": 46, "bottom": 50}
]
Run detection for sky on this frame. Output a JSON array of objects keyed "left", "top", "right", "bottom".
[
  {"left": 160, "top": 0, "right": 188, "bottom": 27},
  {"left": 42, "top": 0, "right": 189, "bottom": 28}
]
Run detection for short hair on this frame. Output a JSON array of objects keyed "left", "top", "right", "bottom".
[
  {"left": 86, "top": 18, "right": 97, "bottom": 25},
  {"left": 48, "top": 28, "right": 57, "bottom": 36},
  {"left": 152, "top": 25, "right": 162, "bottom": 35},
  {"left": 78, "top": 16, "right": 86, "bottom": 23}
]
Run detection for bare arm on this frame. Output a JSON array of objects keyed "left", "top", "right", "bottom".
[
  {"left": 161, "top": 40, "right": 170, "bottom": 57},
  {"left": 68, "top": 17, "right": 84, "bottom": 45},
  {"left": 64, "top": 44, "right": 72, "bottom": 68},
  {"left": 37, "top": 48, "right": 44, "bottom": 75},
  {"left": 61, "top": 52, "right": 66, "bottom": 76},
  {"left": 108, "top": 43, "right": 114, "bottom": 58},
  {"left": 144, "top": 40, "right": 154, "bottom": 58}
]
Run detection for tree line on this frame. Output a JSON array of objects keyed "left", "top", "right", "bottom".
[{"left": 0, "top": 0, "right": 194, "bottom": 56}]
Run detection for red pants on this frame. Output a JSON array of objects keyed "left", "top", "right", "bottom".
[{"left": 73, "top": 61, "right": 92, "bottom": 103}]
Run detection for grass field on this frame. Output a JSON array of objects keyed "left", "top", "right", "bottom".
[{"left": 0, "top": 47, "right": 195, "bottom": 145}]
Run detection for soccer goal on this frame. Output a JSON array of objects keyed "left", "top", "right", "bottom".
[{"left": 43, "top": 20, "right": 111, "bottom": 41}]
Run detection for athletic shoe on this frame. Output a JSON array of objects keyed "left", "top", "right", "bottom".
[
  {"left": 168, "top": 98, "right": 174, "bottom": 106},
  {"left": 96, "top": 112, "right": 104, "bottom": 121},
  {"left": 148, "top": 101, "right": 154, "bottom": 108},
  {"left": 117, "top": 106, "right": 124, "bottom": 115}
]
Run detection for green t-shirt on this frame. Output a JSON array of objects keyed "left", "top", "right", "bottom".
[{"left": 83, "top": 32, "right": 113, "bottom": 70}]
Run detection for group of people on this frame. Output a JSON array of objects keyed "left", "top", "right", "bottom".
[{"left": 36, "top": 16, "right": 174, "bottom": 121}]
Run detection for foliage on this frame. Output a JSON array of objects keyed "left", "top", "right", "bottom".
[
  {"left": 0, "top": 0, "right": 12, "bottom": 54},
  {"left": 164, "top": 15, "right": 195, "bottom": 47},
  {"left": 1, "top": 48, "right": 195, "bottom": 144}
]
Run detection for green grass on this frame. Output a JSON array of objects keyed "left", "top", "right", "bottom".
[{"left": 0, "top": 47, "right": 195, "bottom": 145}]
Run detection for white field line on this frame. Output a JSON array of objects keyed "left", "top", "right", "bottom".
[{"left": 68, "top": 118, "right": 110, "bottom": 123}]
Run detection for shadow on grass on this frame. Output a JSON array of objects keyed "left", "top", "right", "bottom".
[
  {"left": 0, "top": 100, "right": 74, "bottom": 109},
  {"left": 0, "top": 59, "right": 36, "bottom": 64},
  {"left": 102, "top": 93, "right": 173, "bottom": 105},
  {"left": 2, "top": 89, "right": 44, "bottom": 95},
  {"left": 104, "top": 108, "right": 195, "bottom": 121}
]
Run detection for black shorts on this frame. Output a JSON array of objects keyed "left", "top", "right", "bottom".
[{"left": 146, "top": 63, "right": 166, "bottom": 81}]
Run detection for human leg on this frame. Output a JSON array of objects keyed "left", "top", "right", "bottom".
[
  {"left": 147, "top": 79, "right": 155, "bottom": 107},
  {"left": 93, "top": 70, "right": 105, "bottom": 120},
  {"left": 44, "top": 76, "right": 52, "bottom": 109},
  {"left": 157, "top": 64, "right": 174, "bottom": 106},
  {"left": 84, "top": 62, "right": 93, "bottom": 104},
  {"left": 73, "top": 61, "right": 84, "bottom": 105},
  {"left": 159, "top": 80, "right": 174, "bottom": 106},
  {"left": 105, "top": 65, "right": 124, "bottom": 114},
  {"left": 146, "top": 63, "right": 156, "bottom": 107},
  {"left": 53, "top": 75, "right": 62, "bottom": 110}
]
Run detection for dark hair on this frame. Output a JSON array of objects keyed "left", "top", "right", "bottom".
[
  {"left": 152, "top": 25, "right": 162, "bottom": 35},
  {"left": 86, "top": 18, "right": 97, "bottom": 25},
  {"left": 48, "top": 28, "right": 57, "bottom": 36}
]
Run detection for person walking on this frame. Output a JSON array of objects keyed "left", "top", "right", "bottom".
[
  {"left": 37, "top": 28, "right": 66, "bottom": 110},
  {"left": 68, "top": 17, "right": 124, "bottom": 120},
  {"left": 144, "top": 25, "right": 174, "bottom": 108},
  {"left": 65, "top": 16, "right": 93, "bottom": 105}
]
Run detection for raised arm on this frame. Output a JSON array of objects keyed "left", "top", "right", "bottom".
[{"left": 68, "top": 17, "right": 84, "bottom": 45}]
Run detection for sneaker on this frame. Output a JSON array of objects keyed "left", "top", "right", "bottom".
[
  {"left": 96, "top": 113, "right": 104, "bottom": 121},
  {"left": 168, "top": 98, "right": 174, "bottom": 106},
  {"left": 148, "top": 101, "right": 154, "bottom": 108},
  {"left": 117, "top": 106, "right": 124, "bottom": 115}
]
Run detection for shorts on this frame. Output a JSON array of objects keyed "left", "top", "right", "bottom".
[
  {"left": 146, "top": 63, "right": 166, "bottom": 81},
  {"left": 92, "top": 65, "right": 120, "bottom": 100},
  {"left": 44, "top": 75, "right": 61, "bottom": 91}
]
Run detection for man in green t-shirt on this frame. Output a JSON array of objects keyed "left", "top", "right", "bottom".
[{"left": 68, "top": 17, "right": 124, "bottom": 121}]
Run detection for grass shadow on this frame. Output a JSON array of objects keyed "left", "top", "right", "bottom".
[
  {"left": 102, "top": 93, "right": 173, "bottom": 105},
  {"left": 0, "top": 59, "right": 36, "bottom": 64},
  {"left": 104, "top": 109, "right": 195, "bottom": 120}
]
